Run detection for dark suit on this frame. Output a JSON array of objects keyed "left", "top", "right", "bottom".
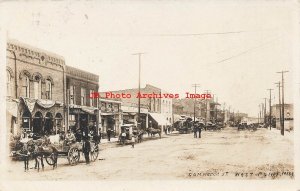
[{"left": 82, "top": 139, "right": 91, "bottom": 164}]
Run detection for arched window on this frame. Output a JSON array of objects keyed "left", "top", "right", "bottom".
[
  {"left": 22, "top": 76, "right": 30, "bottom": 98},
  {"left": 45, "top": 79, "right": 52, "bottom": 99},
  {"left": 6, "top": 71, "right": 12, "bottom": 97},
  {"left": 33, "top": 75, "right": 42, "bottom": 99}
]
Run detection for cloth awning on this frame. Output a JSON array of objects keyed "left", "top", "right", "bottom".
[
  {"left": 149, "top": 112, "right": 170, "bottom": 126},
  {"left": 6, "top": 99, "right": 19, "bottom": 117},
  {"left": 36, "top": 99, "right": 56, "bottom": 108},
  {"left": 20, "top": 97, "right": 36, "bottom": 113},
  {"left": 69, "top": 104, "right": 98, "bottom": 115},
  {"left": 173, "top": 114, "right": 182, "bottom": 122}
]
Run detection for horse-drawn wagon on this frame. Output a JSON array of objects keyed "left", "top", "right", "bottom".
[{"left": 46, "top": 134, "right": 99, "bottom": 166}]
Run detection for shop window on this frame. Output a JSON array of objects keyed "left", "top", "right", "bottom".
[
  {"left": 22, "top": 111, "right": 31, "bottom": 131},
  {"left": 101, "top": 102, "right": 106, "bottom": 112}
]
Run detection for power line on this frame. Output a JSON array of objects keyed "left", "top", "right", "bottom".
[{"left": 210, "top": 37, "right": 280, "bottom": 66}]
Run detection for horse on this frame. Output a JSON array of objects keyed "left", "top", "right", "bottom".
[
  {"left": 12, "top": 140, "right": 31, "bottom": 171},
  {"left": 146, "top": 128, "right": 161, "bottom": 138},
  {"left": 34, "top": 140, "right": 59, "bottom": 170},
  {"left": 13, "top": 137, "right": 59, "bottom": 171}
]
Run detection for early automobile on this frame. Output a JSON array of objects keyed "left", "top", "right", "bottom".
[{"left": 119, "top": 124, "right": 138, "bottom": 145}]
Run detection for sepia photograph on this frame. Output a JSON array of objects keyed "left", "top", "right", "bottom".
[{"left": 0, "top": 0, "right": 299, "bottom": 191}]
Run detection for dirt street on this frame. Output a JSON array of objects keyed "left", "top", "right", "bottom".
[{"left": 4, "top": 127, "right": 294, "bottom": 180}]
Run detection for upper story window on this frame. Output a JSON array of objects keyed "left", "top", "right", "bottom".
[
  {"left": 33, "top": 76, "right": 42, "bottom": 99},
  {"left": 45, "top": 79, "right": 52, "bottom": 100},
  {"left": 19, "top": 70, "right": 31, "bottom": 98},
  {"left": 90, "top": 90, "right": 94, "bottom": 107},
  {"left": 69, "top": 85, "right": 75, "bottom": 104},
  {"left": 81, "top": 88, "right": 86, "bottom": 106}
]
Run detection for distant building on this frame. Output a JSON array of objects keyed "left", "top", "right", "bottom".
[
  {"left": 101, "top": 84, "right": 172, "bottom": 130},
  {"left": 271, "top": 104, "right": 293, "bottom": 130},
  {"left": 99, "top": 98, "right": 122, "bottom": 135}
]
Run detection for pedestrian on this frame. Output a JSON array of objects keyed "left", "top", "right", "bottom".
[
  {"left": 82, "top": 137, "right": 91, "bottom": 164},
  {"left": 107, "top": 128, "right": 111, "bottom": 141},
  {"left": 193, "top": 125, "right": 197, "bottom": 138},
  {"left": 98, "top": 127, "right": 102, "bottom": 143},
  {"left": 131, "top": 135, "right": 135, "bottom": 148},
  {"left": 198, "top": 124, "right": 202, "bottom": 138}
]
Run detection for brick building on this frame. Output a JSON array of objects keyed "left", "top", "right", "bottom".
[
  {"left": 66, "top": 66, "right": 99, "bottom": 133},
  {"left": 99, "top": 98, "right": 122, "bottom": 136},
  {"left": 6, "top": 39, "right": 66, "bottom": 136},
  {"left": 271, "top": 103, "right": 294, "bottom": 130},
  {"left": 102, "top": 84, "right": 172, "bottom": 130}
]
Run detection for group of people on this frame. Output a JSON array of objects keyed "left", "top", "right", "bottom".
[
  {"left": 65, "top": 124, "right": 100, "bottom": 164},
  {"left": 193, "top": 122, "right": 203, "bottom": 138}
]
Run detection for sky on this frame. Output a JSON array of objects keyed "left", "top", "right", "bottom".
[{"left": 1, "top": 0, "right": 298, "bottom": 117}]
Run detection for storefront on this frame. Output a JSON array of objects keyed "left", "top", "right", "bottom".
[
  {"left": 99, "top": 99, "right": 122, "bottom": 136},
  {"left": 15, "top": 97, "right": 64, "bottom": 136},
  {"left": 148, "top": 112, "right": 171, "bottom": 132},
  {"left": 68, "top": 104, "right": 99, "bottom": 133},
  {"left": 121, "top": 105, "right": 149, "bottom": 129}
]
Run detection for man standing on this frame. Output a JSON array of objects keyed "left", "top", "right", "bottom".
[
  {"left": 193, "top": 123, "right": 197, "bottom": 138},
  {"left": 82, "top": 136, "right": 91, "bottom": 164},
  {"left": 198, "top": 124, "right": 202, "bottom": 138},
  {"left": 107, "top": 128, "right": 111, "bottom": 141}
]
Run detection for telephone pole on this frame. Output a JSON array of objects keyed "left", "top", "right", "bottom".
[
  {"left": 132, "top": 52, "right": 145, "bottom": 128},
  {"left": 192, "top": 84, "right": 201, "bottom": 122},
  {"left": 262, "top": 98, "right": 267, "bottom": 124},
  {"left": 204, "top": 90, "right": 210, "bottom": 127},
  {"left": 275, "top": 81, "right": 282, "bottom": 135},
  {"left": 277, "top": 70, "right": 289, "bottom": 136},
  {"left": 267, "top": 89, "right": 274, "bottom": 130}
]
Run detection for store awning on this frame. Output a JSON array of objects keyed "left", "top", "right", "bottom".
[
  {"left": 149, "top": 112, "right": 170, "bottom": 126},
  {"left": 173, "top": 114, "right": 183, "bottom": 122},
  {"left": 36, "top": 99, "right": 56, "bottom": 108},
  {"left": 69, "top": 104, "right": 98, "bottom": 115},
  {"left": 6, "top": 99, "right": 19, "bottom": 117},
  {"left": 20, "top": 97, "right": 36, "bottom": 113}
]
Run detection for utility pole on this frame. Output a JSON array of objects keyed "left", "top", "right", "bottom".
[
  {"left": 261, "top": 103, "right": 264, "bottom": 123},
  {"left": 204, "top": 90, "right": 210, "bottom": 128},
  {"left": 133, "top": 52, "right": 145, "bottom": 129},
  {"left": 267, "top": 89, "right": 274, "bottom": 130},
  {"left": 275, "top": 82, "right": 282, "bottom": 134},
  {"left": 277, "top": 70, "right": 289, "bottom": 136},
  {"left": 262, "top": 98, "right": 267, "bottom": 124},
  {"left": 192, "top": 84, "right": 201, "bottom": 122},
  {"left": 258, "top": 104, "right": 261, "bottom": 123}
]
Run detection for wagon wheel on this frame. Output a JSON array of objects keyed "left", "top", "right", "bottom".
[
  {"left": 45, "top": 155, "right": 55, "bottom": 165},
  {"left": 68, "top": 147, "right": 80, "bottom": 165},
  {"left": 90, "top": 144, "right": 99, "bottom": 162}
]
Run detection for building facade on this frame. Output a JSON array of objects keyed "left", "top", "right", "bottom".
[
  {"left": 99, "top": 98, "right": 122, "bottom": 136},
  {"left": 102, "top": 84, "right": 172, "bottom": 130},
  {"left": 271, "top": 104, "right": 294, "bottom": 130},
  {"left": 66, "top": 66, "right": 99, "bottom": 133},
  {"left": 6, "top": 39, "right": 66, "bottom": 136}
]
